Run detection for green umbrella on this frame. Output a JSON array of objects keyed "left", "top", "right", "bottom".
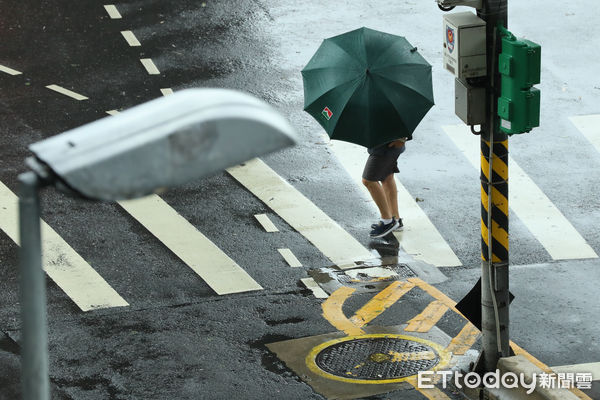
[{"left": 302, "top": 27, "right": 434, "bottom": 148}]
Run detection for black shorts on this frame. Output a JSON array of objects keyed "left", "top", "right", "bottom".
[{"left": 362, "top": 145, "right": 405, "bottom": 182}]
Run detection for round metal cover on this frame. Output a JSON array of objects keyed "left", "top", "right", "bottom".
[{"left": 306, "top": 334, "right": 450, "bottom": 384}]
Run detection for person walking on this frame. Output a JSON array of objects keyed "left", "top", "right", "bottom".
[{"left": 362, "top": 137, "right": 409, "bottom": 238}]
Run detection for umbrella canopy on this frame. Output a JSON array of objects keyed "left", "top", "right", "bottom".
[{"left": 302, "top": 27, "right": 434, "bottom": 148}]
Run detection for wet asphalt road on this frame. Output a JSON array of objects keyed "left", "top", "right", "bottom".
[{"left": 1, "top": 0, "right": 600, "bottom": 399}]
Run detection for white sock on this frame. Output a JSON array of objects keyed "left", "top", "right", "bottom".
[{"left": 381, "top": 218, "right": 393, "bottom": 224}]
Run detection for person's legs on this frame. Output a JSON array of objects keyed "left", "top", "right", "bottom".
[
  {"left": 381, "top": 173, "right": 399, "bottom": 219},
  {"left": 362, "top": 178, "right": 392, "bottom": 220}
]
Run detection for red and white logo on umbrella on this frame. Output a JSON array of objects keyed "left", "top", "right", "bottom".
[{"left": 322, "top": 106, "right": 333, "bottom": 120}]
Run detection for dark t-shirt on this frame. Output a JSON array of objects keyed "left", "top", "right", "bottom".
[{"left": 367, "top": 137, "right": 411, "bottom": 155}]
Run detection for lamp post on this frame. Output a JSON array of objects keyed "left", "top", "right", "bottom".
[{"left": 19, "top": 88, "right": 296, "bottom": 400}]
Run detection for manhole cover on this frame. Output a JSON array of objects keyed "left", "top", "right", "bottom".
[{"left": 306, "top": 334, "right": 450, "bottom": 384}]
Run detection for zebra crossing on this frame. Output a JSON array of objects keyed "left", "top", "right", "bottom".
[{"left": 0, "top": 115, "right": 598, "bottom": 312}]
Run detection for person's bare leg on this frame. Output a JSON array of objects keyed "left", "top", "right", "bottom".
[
  {"left": 382, "top": 174, "right": 399, "bottom": 219},
  {"left": 362, "top": 178, "right": 392, "bottom": 220}
]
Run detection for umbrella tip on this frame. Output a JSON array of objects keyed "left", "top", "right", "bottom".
[{"left": 410, "top": 47, "right": 418, "bottom": 53}]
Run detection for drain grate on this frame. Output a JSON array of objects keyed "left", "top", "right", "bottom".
[{"left": 315, "top": 337, "right": 439, "bottom": 380}]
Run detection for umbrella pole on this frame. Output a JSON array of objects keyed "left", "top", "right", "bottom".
[{"left": 476, "top": 0, "right": 511, "bottom": 373}]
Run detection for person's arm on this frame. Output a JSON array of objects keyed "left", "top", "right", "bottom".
[{"left": 387, "top": 138, "right": 408, "bottom": 148}]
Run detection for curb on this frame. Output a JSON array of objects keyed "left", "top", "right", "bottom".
[{"left": 483, "top": 355, "right": 580, "bottom": 400}]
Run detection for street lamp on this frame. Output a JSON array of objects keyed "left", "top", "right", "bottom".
[{"left": 18, "top": 88, "right": 296, "bottom": 400}]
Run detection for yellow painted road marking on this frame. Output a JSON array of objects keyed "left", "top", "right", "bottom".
[
  {"left": 160, "top": 88, "right": 174, "bottom": 96},
  {"left": 349, "top": 281, "right": 414, "bottom": 327},
  {"left": 408, "top": 278, "right": 463, "bottom": 316},
  {"left": 390, "top": 350, "right": 436, "bottom": 362},
  {"left": 445, "top": 323, "right": 480, "bottom": 356},
  {"left": 300, "top": 277, "right": 328, "bottom": 299},
  {"left": 46, "top": 84, "right": 88, "bottom": 100},
  {"left": 0, "top": 65, "right": 22, "bottom": 75},
  {"left": 254, "top": 213, "right": 278, "bottom": 232},
  {"left": 444, "top": 124, "right": 598, "bottom": 260},
  {"left": 278, "top": 248, "right": 302, "bottom": 267},
  {"left": 552, "top": 362, "right": 600, "bottom": 381},
  {"left": 405, "top": 300, "right": 449, "bottom": 333},
  {"left": 0, "top": 181, "right": 128, "bottom": 311},
  {"left": 140, "top": 58, "right": 160, "bottom": 75},
  {"left": 321, "top": 286, "right": 364, "bottom": 335},
  {"left": 121, "top": 30, "right": 141, "bottom": 46},
  {"left": 103, "top": 4, "right": 122, "bottom": 19},
  {"left": 119, "top": 194, "right": 262, "bottom": 295},
  {"left": 328, "top": 140, "right": 462, "bottom": 267},
  {"left": 570, "top": 115, "right": 600, "bottom": 155},
  {"left": 228, "top": 158, "right": 373, "bottom": 267}
]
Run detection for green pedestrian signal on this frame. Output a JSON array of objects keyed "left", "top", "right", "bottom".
[{"left": 497, "top": 26, "right": 541, "bottom": 135}]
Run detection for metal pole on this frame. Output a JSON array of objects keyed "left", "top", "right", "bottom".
[
  {"left": 477, "top": 0, "right": 511, "bottom": 372},
  {"left": 18, "top": 171, "right": 50, "bottom": 400}
]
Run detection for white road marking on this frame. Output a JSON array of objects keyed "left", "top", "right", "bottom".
[
  {"left": 300, "top": 277, "right": 329, "bottom": 298},
  {"left": 103, "top": 4, "right": 122, "bottom": 19},
  {"left": 160, "top": 88, "right": 174, "bottom": 96},
  {"left": 106, "top": 110, "right": 120, "bottom": 116},
  {"left": 121, "top": 30, "right": 141, "bottom": 47},
  {"left": 46, "top": 84, "right": 88, "bottom": 101},
  {"left": 328, "top": 140, "right": 462, "bottom": 267},
  {"left": 140, "top": 58, "right": 160, "bottom": 75},
  {"left": 0, "top": 65, "right": 22, "bottom": 75},
  {"left": 227, "top": 158, "right": 374, "bottom": 268},
  {"left": 118, "top": 194, "right": 263, "bottom": 295},
  {"left": 570, "top": 115, "right": 600, "bottom": 154},
  {"left": 552, "top": 362, "right": 600, "bottom": 381},
  {"left": 278, "top": 248, "right": 302, "bottom": 267},
  {"left": 444, "top": 124, "right": 598, "bottom": 260},
  {"left": 254, "top": 214, "right": 279, "bottom": 232},
  {"left": 0, "top": 180, "right": 129, "bottom": 311}
]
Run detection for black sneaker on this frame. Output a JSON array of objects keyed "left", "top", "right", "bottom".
[
  {"left": 372, "top": 218, "right": 403, "bottom": 231},
  {"left": 370, "top": 219, "right": 400, "bottom": 238}
]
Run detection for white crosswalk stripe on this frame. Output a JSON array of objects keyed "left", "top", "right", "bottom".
[
  {"left": 0, "top": 180, "right": 129, "bottom": 311},
  {"left": 570, "top": 114, "right": 600, "bottom": 154},
  {"left": 118, "top": 195, "right": 263, "bottom": 295},
  {"left": 444, "top": 124, "right": 597, "bottom": 260},
  {"left": 228, "top": 158, "right": 374, "bottom": 269},
  {"left": 328, "top": 140, "right": 462, "bottom": 267}
]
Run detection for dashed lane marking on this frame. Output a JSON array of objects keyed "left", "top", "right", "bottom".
[
  {"left": 0, "top": 180, "right": 129, "bottom": 311},
  {"left": 570, "top": 114, "right": 600, "bottom": 154},
  {"left": 121, "top": 30, "right": 141, "bottom": 46},
  {"left": 103, "top": 4, "right": 122, "bottom": 19},
  {"left": 300, "top": 278, "right": 329, "bottom": 299},
  {"left": 160, "top": 88, "right": 174, "bottom": 96},
  {"left": 254, "top": 213, "right": 278, "bottom": 232},
  {"left": 118, "top": 194, "right": 263, "bottom": 295},
  {"left": 444, "top": 124, "right": 598, "bottom": 260},
  {"left": 45, "top": 84, "right": 88, "bottom": 101},
  {"left": 278, "top": 248, "right": 302, "bottom": 267},
  {"left": 140, "top": 58, "right": 160, "bottom": 75},
  {"left": 328, "top": 140, "right": 462, "bottom": 267},
  {"left": 0, "top": 65, "right": 22, "bottom": 75},
  {"left": 445, "top": 323, "right": 480, "bottom": 356},
  {"left": 405, "top": 300, "right": 449, "bottom": 333},
  {"left": 228, "top": 158, "right": 373, "bottom": 268}
]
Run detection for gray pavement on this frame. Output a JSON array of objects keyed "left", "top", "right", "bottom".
[{"left": 1, "top": 0, "right": 599, "bottom": 399}]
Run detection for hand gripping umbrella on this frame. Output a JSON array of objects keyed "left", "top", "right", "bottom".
[{"left": 302, "top": 27, "right": 434, "bottom": 148}]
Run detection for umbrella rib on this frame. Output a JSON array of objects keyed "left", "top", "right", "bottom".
[
  {"left": 371, "top": 72, "right": 434, "bottom": 104},
  {"left": 325, "top": 39, "right": 365, "bottom": 70},
  {"left": 303, "top": 76, "right": 363, "bottom": 111}
]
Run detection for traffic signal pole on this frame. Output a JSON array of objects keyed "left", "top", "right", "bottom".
[{"left": 477, "top": 0, "right": 511, "bottom": 372}]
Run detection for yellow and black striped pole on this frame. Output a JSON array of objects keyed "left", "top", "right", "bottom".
[{"left": 478, "top": 0, "right": 511, "bottom": 372}]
